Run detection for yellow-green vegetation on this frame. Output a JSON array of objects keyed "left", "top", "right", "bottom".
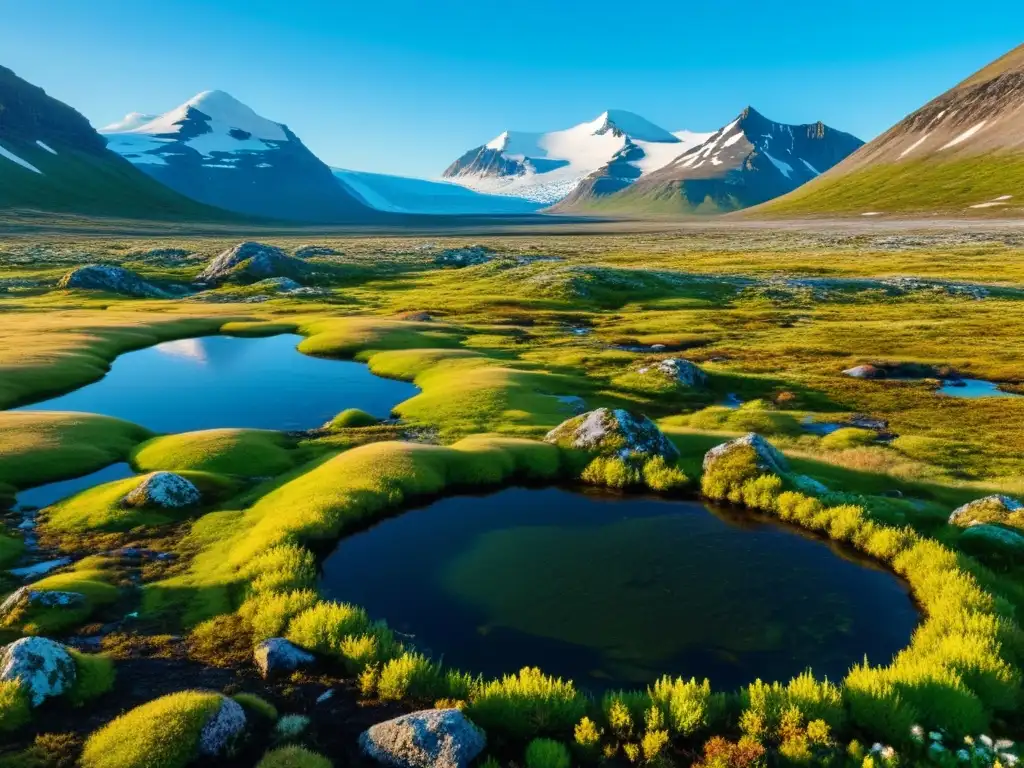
[
  {"left": 0, "top": 534, "right": 22, "bottom": 569},
  {"left": 3, "top": 561, "right": 120, "bottom": 634},
  {"left": 257, "top": 746, "right": 333, "bottom": 768},
  {"left": 67, "top": 650, "right": 117, "bottom": 706},
  {"left": 132, "top": 429, "right": 302, "bottom": 477},
  {"left": 232, "top": 692, "right": 279, "bottom": 722},
  {"left": 80, "top": 690, "right": 225, "bottom": 768},
  {"left": 0, "top": 411, "right": 151, "bottom": 499},
  {"left": 326, "top": 408, "right": 379, "bottom": 429},
  {"left": 525, "top": 738, "right": 571, "bottom": 768},
  {"left": 0, "top": 681, "right": 30, "bottom": 733}
]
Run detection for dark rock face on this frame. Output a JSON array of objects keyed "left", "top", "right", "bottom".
[
  {"left": 58, "top": 265, "right": 167, "bottom": 298},
  {"left": 443, "top": 146, "right": 528, "bottom": 180},
  {"left": 197, "top": 242, "right": 307, "bottom": 285},
  {"left": 0, "top": 65, "right": 107, "bottom": 154}
]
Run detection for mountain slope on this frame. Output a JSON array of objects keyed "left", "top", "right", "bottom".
[
  {"left": 102, "top": 91, "right": 377, "bottom": 223},
  {"left": 557, "top": 108, "right": 863, "bottom": 215},
  {"left": 442, "top": 110, "right": 706, "bottom": 204},
  {"left": 0, "top": 66, "right": 229, "bottom": 220},
  {"left": 331, "top": 169, "right": 542, "bottom": 214},
  {"left": 753, "top": 44, "right": 1024, "bottom": 217}
]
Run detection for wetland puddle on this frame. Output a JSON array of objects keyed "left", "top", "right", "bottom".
[
  {"left": 938, "top": 379, "right": 1022, "bottom": 399},
  {"left": 319, "top": 487, "right": 917, "bottom": 691},
  {"left": 16, "top": 334, "right": 418, "bottom": 433}
]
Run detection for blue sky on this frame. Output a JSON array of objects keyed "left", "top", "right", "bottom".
[{"left": 2, "top": 1, "right": 1020, "bottom": 178}]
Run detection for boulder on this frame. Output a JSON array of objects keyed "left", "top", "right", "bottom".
[
  {"left": 197, "top": 242, "right": 306, "bottom": 285},
  {"left": 198, "top": 696, "right": 247, "bottom": 756},
  {"left": 637, "top": 358, "right": 707, "bottom": 388},
  {"left": 949, "top": 495, "right": 1023, "bottom": 527},
  {"left": 545, "top": 408, "right": 679, "bottom": 460},
  {"left": 0, "top": 588, "right": 85, "bottom": 624},
  {"left": 252, "top": 277, "right": 303, "bottom": 292},
  {"left": 58, "top": 265, "right": 166, "bottom": 298},
  {"left": 433, "top": 246, "right": 494, "bottom": 267},
  {"left": 843, "top": 364, "right": 885, "bottom": 379},
  {"left": 703, "top": 433, "right": 790, "bottom": 475},
  {"left": 122, "top": 472, "right": 201, "bottom": 509},
  {"left": 360, "top": 709, "right": 486, "bottom": 768},
  {"left": 254, "top": 638, "right": 315, "bottom": 678},
  {"left": 0, "top": 637, "right": 77, "bottom": 706}
]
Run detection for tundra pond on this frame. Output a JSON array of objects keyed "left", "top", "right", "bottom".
[
  {"left": 16, "top": 333, "right": 418, "bottom": 432},
  {"left": 319, "top": 486, "right": 919, "bottom": 691}
]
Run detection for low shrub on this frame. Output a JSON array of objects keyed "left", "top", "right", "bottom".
[
  {"left": 525, "top": 738, "right": 571, "bottom": 768},
  {"left": 257, "top": 746, "right": 332, "bottom": 768},
  {"left": 0, "top": 680, "right": 30, "bottom": 732},
  {"left": 700, "top": 445, "right": 762, "bottom": 502},
  {"left": 377, "top": 652, "right": 471, "bottom": 702},
  {"left": 66, "top": 651, "right": 116, "bottom": 707},
  {"left": 573, "top": 716, "right": 603, "bottom": 759},
  {"left": 649, "top": 676, "right": 724, "bottom": 737},
  {"left": 241, "top": 588, "right": 320, "bottom": 643},
  {"left": 285, "top": 601, "right": 372, "bottom": 656},
  {"left": 581, "top": 456, "right": 640, "bottom": 489},
  {"left": 232, "top": 692, "right": 279, "bottom": 722},
  {"left": 641, "top": 456, "right": 690, "bottom": 491},
  {"left": 243, "top": 544, "right": 317, "bottom": 594},
  {"left": 467, "top": 667, "right": 587, "bottom": 740}
]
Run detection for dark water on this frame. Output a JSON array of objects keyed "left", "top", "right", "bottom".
[
  {"left": 17, "top": 334, "right": 418, "bottom": 433},
  {"left": 319, "top": 487, "right": 918, "bottom": 692},
  {"left": 14, "top": 463, "right": 134, "bottom": 510},
  {"left": 938, "top": 379, "right": 1023, "bottom": 399}
]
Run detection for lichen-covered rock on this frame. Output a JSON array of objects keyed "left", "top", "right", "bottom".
[
  {"left": 545, "top": 408, "right": 678, "bottom": 460},
  {"left": 360, "top": 709, "right": 486, "bottom": 768},
  {"left": 949, "top": 495, "right": 1024, "bottom": 527},
  {"left": 198, "top": 696, "right": 247, "bottom": 756},
  {"left": 843, "top": 364, "right": 885, "bottom": 379},
  {"left": 0, "top": 636, "right": 76, "bottom": 706},
  {"left": 58, "top": 265, "right": 166, "bottom": 298},
  {"left": 122, "top": 472, "right": 200, "bottom": 509},
  {"left": 0, "top": 588, "right": 85, "bottom": 624},
  {"left": 251, "top": 277, "right": 302, "bottom": 292},
  {"left": 197, "top": 242, "right": 306, "bottom": 285},
  {"left": 254, "top": 638, "right": 315, "bottom": 678},
  {"left": 703, "top": 433, "right": 790, "bottom": 475},
  {"left": 433, "top": 245, "right": 494, "bottom": 267},
  {"left": 637, "top": 358, "right": 707, "bottom": 387}
]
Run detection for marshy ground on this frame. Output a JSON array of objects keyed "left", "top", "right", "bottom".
[{"left": 1, "top": 222, "right": 1023, "bottom": 767}]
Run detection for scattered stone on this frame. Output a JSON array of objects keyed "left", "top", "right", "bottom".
[
  {"left": 122, "top": 472, "right": 201, "bottom": 509},
  {"left": 9, "top": 557, "right": 71, "bottom": 580},
  {"left": 949, "top": 495, "right": 1023, "bottom": 527},
  {"left": 637, "top": 358, "right": 707, "bottom": 387},
  {"left": 433, "top": 245, "right": 494, "bottom": 267},
  {"left": 252, "top": 277, "right": 302, "bottom": 292},
  {"left": 703, "top": 433, "right": 790, "bottom": 475},
  {"left": 360, "top": 709, "right": 486, "bottom": 768},
  {"left": 198, "top": 696, "right": 247, "bottom": 756},
  {"left": 545, "top": 408, "right": 679, "bottom": 460},
  {"left": 0, "top": 637, "right": 77, "bottom": 706},
  {"left": 843, "top": 364, "right": 885, "bottom": 379},
  {"left": 0, "top": 588, "right": 85, "bottom": 624},
  {"left": 398, "top": 311, "right": 433, "bottom": 322},
  {"left": 848, "top": 414, "right": 889, "bottom": 431},
  {"left": 316, "top": 689, "right": 334, "bottom": 705},
  {"left": 58, "top": 265, "right": 167, "bottom": 298},
  {"left": 254, "top": 638, "right": 315, "bottom": 678},
  {"left": 294, "top": 245, "right": 343, "bottom": 258},
  {"left": 197, "top": 242, "right": 306, "bottom": 285}
]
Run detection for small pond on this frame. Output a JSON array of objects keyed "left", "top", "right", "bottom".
[
  {"left": 16, "top": 334, "right": 419, "bottom": 433},
  {"left": 319, "top": 487, "right": 918, "bottom": 692},
  {"left": 938, "top": 379, "right": 1023, "bottom": 399},
  {"left": 13, "top": 463, "right": 134, "bottom": 511}
]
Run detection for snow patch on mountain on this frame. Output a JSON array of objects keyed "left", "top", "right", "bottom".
[
  {"left": 35, "top": 140, "right": 57, "bottom": 155},
  {"left": 0, "top": 143, "right": 42, "bottom": 173}
]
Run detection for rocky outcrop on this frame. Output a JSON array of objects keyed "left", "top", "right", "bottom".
[
  {"left": 360, "top": 709, "right": 486, "bottom": 768},
  {"left": 58, "top": 265, "right": 167, "bottom": 298},
  {"left": 843, "top": 364, "right": 885, "bottom": 379},
  {"left": 198, "top": 696, "right": 247, "bottom": 756},
  {"left": 122, "top": 472, "right": 200, "bottom": 509},
  {"left": 433, "top": 246, "right": 495, "bottom": 267},
  {"left": 254, "top": 638, "right": 315, "bottom": 678},
  {"left": 0, "top": 588, "right": 85, "bottom": 625},
  {"left": 949, "top": 495, "right": 1024, "bottom": 527},
  {"left": 545, "top": 408, "right": 678, "bottom": 460},
  {"left": 637, "top": 358, "right": 707, "bottom": 387},
  {"left": 703, "top": 433, "right": 790, "bottom": 475},
  {"left": 197, "top": 242, "right": 307, "bottom": 285},
  {"left": 0, "top": 637, "right": 76, "bottom": 706}
]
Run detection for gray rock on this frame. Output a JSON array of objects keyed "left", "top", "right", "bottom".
[
  {"left": 252, "top": 277, "right": 302, "bottom": 292},
  {"left": 949, "top": 495, "right": 1023, "bottom": 527},
  {"left": 0, "top": 588, "right": 86, "bottom": 624},
  {"left": 58, "top": 265, "right": 167, "bottom": 298},
  {"left": 545, "top": 407, "right": 679, "bottom": 460},
  {"left": 0, "top": 637, "right": 77, "bottom": 706},
  {"left": 843, "top": 364, "right": 885, "bottom": 379},
  {"left": 122, "top": 472, "right": 201, "bottom": 509},
  {"left": 198, "top": 696, "right": 247, "bottom": 756},
  {"left": 703, "top": 433, "right": 790, "bottom": 475},
  {"left": 360, "top": 709, "right": 486, "bottom": 768},
  {"left": 197, "top": 242, "right": 306, "bottom": 285},
  {"left": 433, "top": 246, "right": 494, "bottom": 267},
  {"left": 637, "top": 358, "right": 707, "bottom": 387},
  {"left": 254, "top": 638, "right": 315, "bottom": 678}
]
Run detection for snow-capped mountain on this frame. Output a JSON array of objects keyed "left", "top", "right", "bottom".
[
  {"left": 0, "top": 65, "right": 226, "bottom": 220},
  {"left": 556, "top": 107, "right": 862, "bottom": 213},
  {"left": 442, "top": 110, "right": 710, "bottom": 204},
  {"left": 101, "top": 91, "right": 375, "bottom": 223},
  {"left": 331, "top": 169, "right": 543, "bottom": 215}
]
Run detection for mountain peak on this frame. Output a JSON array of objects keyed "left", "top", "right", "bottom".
[
  {"left": 591, "top": 110, "right": 678, "bottom": 143},
  {"left": 104, "top": 90, "right": 288, "bottom": 142}
]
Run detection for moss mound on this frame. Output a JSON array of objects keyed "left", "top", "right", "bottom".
[
  {"left": 132, "top": 429, "right": 298, "bottom": 477},
  {"left": 257, "top": 746, "right": 333, "bottom": 768},
  {"left": 327, "top": 409, "right": 380, "bottom": 429}
]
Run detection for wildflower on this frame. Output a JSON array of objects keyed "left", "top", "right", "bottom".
[
  {"left": 910, "top": 725, "right": 925, "bottom": 743},
  {"left": 1002, "top": 753, "right": 1019, "bottom": 766},
  {"left": 871, "top": 743, "right": 884, "bottom": 754},
  {"left": 995, "top": 740, "right": 1015, "bottom": 752},
  {"left": 881, "top": 746, "right": 896, "bottom": 760},
  {"left": 981, "top": 735, "right": 995, "bottom": 749}
]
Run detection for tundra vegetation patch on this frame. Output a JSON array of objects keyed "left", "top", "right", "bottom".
[{"left": 1, "top": 231, "right": 1023, "bottom": 767}]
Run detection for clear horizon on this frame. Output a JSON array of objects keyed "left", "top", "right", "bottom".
[{"left": 2, "top": 0, "right": 1021, "bottom": 179}]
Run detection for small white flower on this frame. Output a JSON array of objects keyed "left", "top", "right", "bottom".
[
  {"left": 871, "top": 743, "right": 884, "bottom": 754},
  {"left": 980, "top": 735, "right": 994, "bottom": 749},
  {"left": 995, "top": 739, "right": 1015, "bottom": 752},
  {"left": 881, "top": 746, "right": 896, "bottom": 760},
  {"left": 911, "top": 725, "right": 925, "bottom": 742},
  {"left": 1002, "top": 753, "right": 1019, "bottom": 766}
]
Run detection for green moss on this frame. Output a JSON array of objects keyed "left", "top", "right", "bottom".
[
  {"left": 8, "top": 565, "right": 120, "bottom": 634},
  {"left": 132, "top": 429, "right": 299, "bottom": 477},
  {"left": 232, "top": 692, "right": 278, "bottom": 722},
  {"left": 0, "top": 680, "right": 30, "bottom": 733},
  {"left": 327, "top": 409, "right": 380, "bottom": 429},
  {"left": 298, "top": 317, "right": 462, "bottom": 358},
  {"left": 66, "top": 650, "right": 116, "bottom": 706},
  {"left": 0, "top": 533, "right": 24, "bottom": 570},
  {"left": 668, "top": 404, "right": 802, "bottom": 437},
  {"left": 80, "top": 690, "right": 225, "bottom": 768},
  {"left": 820, "top": 428, "right": 878, "bottom": 451},
  {"left": 221, "top": 321, "right": 299, "bottom": 337},
  {"left": 256, "top": 746, "right": 333, "bottom": 768},
  {"left": 525, "top": 739, "right": 571, "bottom": 768}
]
